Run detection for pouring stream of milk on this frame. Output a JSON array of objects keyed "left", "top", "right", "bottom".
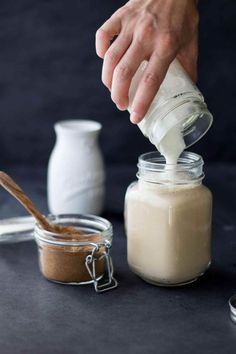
[{"left": 153, "top": 123, "right": 186, "bottom": 181}]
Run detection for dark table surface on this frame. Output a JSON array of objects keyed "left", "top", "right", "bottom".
[{"left": 0, "top": 164, "right": 236, "bottom": 354}]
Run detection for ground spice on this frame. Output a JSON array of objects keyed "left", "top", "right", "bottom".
[{"left": 38, "top": 234, "right": 105, "bottom": 283}]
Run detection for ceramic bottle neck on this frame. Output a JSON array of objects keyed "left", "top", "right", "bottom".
[{"left": 54, "top": 120, "right": 101, "bottom": 147}]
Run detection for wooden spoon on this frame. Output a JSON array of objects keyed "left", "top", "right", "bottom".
[{"left": 0, "top": 171, "right": 102, "bottom": 242}]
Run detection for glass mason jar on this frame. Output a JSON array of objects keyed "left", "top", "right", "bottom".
[
  {"left": 34, "top": 214, "right": 117, "bottom": 293},
  {"left": 128, "top": 59, "right": 213, "bottom": 150},
  {"left": 125, "top": 152, "right": 212, "bottom": 286}
]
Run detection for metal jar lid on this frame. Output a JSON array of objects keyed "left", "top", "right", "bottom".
[{"left": 229, "top": 294, "right": 236, "bottom": 324}]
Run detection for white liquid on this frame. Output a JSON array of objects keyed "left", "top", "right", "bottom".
[
  {"left": 126, "top": 181, "right": 212, "bottom": 285},
  {"left": 157, "top": 124, "right": 185, "bottom": 165},
  {"left": 152, "top": 123, "right": 186, "bottom": 182}
]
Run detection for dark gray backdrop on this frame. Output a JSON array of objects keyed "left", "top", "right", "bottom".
[{"left": 0, "top": 0, "right": 235, "bottom": 168}]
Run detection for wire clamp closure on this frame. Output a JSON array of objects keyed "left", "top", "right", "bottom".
[{"left": 85, "top": 241, "right": 118, "bottom": 293}]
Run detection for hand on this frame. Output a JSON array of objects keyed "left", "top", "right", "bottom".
[{"left": 96, "top": 0, "right": 199, "bottom": 124}]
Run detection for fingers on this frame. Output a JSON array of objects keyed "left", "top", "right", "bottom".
[
  {"left": 102, "top": 32, "right": 132, "bottom": 91},
  {"left": 110, "top": 41, "right": 146, "bottom": 110},
  {"left": 130, "top": 52, "right": 173, "bottom": 124},
  {"left": 96, "top": 16, "right": 122, "bottom": 59}
]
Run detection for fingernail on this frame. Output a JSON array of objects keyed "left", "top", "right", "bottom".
[
  {"left": 130, "top": 112, "right": 141, "bottom": 124},
  {"left": 116, "top": 104, "right": 123, "bottom": 111},
  {"left": 116, "top": 103, "right": 127, "bottom": 111}
]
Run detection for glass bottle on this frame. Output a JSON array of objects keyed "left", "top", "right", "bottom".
[{"left": 125, "top": 151, "right": 212, "bottom": 286}]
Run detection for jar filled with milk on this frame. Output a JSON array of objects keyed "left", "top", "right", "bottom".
[{"left": 125, "top": 151, "right": 212, "bottom": 286}]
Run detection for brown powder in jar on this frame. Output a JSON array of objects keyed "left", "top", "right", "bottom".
[{"left": 38, "top": 234, "right": 105, "bottom": 283}]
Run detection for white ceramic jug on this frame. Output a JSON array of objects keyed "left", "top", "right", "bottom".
[{"left": 47, "top": 120, "right": 105, "bottom": 215}]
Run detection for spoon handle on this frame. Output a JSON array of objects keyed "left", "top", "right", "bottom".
[{"left": 0, "top": 171, "right": 51, "bottom": 231}]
